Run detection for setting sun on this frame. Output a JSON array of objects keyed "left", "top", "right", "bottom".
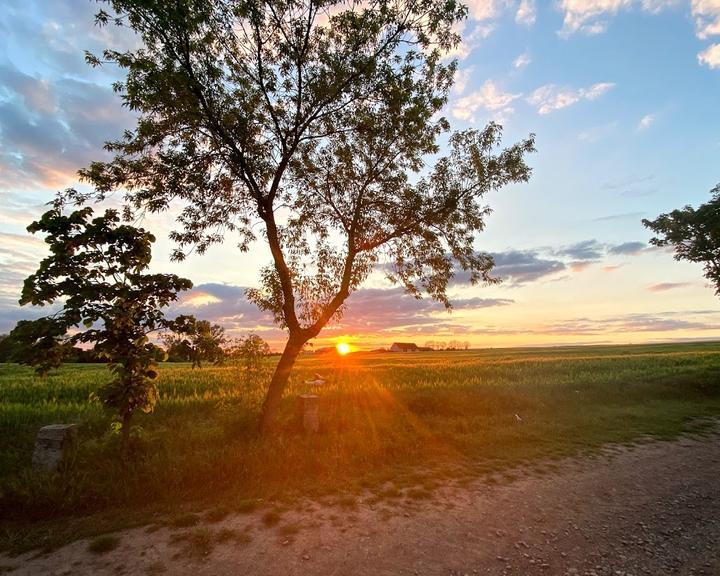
[{"left": 336, "top": 342, "right": 351, "bottom": 355}]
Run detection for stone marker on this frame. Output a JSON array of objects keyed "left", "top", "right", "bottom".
[
  {"left": 298, "top": 394, "right": 320, "bottom": 433},
  {"left": 32, "top": 424, "right": 78, "bottom": 472}
]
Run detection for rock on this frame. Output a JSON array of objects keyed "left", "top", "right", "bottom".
[{"left": 32, "top": 424, "right": 78, "bottom": 472}]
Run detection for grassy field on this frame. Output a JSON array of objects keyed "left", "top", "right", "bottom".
[{"left": 1, "top": 342, "right": 719, "bottom": 551}]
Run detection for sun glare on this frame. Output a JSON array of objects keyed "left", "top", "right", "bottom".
[{"left": 336, "top": 342, "right": 351, "bottom": 355}]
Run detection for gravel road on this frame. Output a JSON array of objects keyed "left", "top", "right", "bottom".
[{"left": 4, "top": 432, "right": 719, "bottom": 575}]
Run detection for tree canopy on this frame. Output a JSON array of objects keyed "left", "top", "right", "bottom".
[
  {"left": 9, "top": 206, "right": 193, "bottom": 447},
  {"left": 162, "top": 318, "right": 227, "bottom": 366},
  {"left": 643, "top": 183, "right": 720, "bottom": 294},
  {"left": 72, "top": 0, "right": 536, "bottom": 430}
]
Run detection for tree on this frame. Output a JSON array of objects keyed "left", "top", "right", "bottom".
[
  {"left": 74, "top": 0, "right": 536, "bottom": 432},
  {"left": 0, "top": 334, "right": 12, "bottom": 363},
  {"left": 162, "top": 319, "right": 226, "bottom": 366},
  {"left": 643, "top": 184, "right": 720, "bottom": 294},
  {"left": 162, "top": 333, "right": 195, "bottom": 362},
  {"left": 9, "top": 206, "right": 193, "bottom": 450},
  {"left": 228, "top": 334, "right": 272, "bottom": 371}
]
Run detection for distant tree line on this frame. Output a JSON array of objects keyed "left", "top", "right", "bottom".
[
  {"left": 423, "top": 340, "right": 471, "bottom": 351},
  {"left": 1, "top": 325, "right": 271, "bottom": 366}
]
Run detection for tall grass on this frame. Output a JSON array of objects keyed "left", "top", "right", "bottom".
[{"left": 0, "top": 342, "right": 719, "bottom": 546}]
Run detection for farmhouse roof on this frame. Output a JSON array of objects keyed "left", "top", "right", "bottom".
[{"left": 391, "top": 342, "right": 419, "bottom": 350}]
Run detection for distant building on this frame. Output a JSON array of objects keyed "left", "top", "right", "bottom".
[{"left": 390, "top": 342, "right": 420, "bottom": 352}]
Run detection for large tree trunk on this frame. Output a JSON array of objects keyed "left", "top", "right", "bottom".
[{"left": 259, "top": 337, "right": 304, "bottom": 434}]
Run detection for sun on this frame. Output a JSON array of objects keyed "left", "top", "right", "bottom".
[{"left": 336, "top": 342, "right": 351, "bottom": 356}]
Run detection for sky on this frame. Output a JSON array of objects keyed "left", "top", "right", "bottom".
[{"left": 1, "top": 0, "right": 719, "bottom": 350}]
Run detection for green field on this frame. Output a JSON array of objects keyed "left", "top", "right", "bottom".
[{"left": 1, "top": 342, "right": 719, "bottom": 551}]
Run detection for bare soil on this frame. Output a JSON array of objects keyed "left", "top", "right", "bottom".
[{"left": 4, "top": 433, "right": 719, "bottom": 576}]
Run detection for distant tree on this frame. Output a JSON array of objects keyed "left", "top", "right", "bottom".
[
  {"left": 162, "top": 319, "right": 226, "bottom": 367},
  {"left": 228, "top": 334, "right": 272, "bottom": 372},
  {"left": 162, "top": 333, "right": 194, "bottom": 362},
  {"left": 75, "top": 1, "right": 536, "bottom": 432},
  {"left": 643, "top": 184, "right": 720, "bottom": 294},
  {"left": 0, "top": 334, "right": 12, "bottom": 363},
  {"left": 9, "top": 207, "right": 193, "bottom": 451}
]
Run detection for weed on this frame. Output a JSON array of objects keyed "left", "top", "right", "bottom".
[
  {"left": 170, "top": 528, "right": 215, "bottom": 560},
  {"left": 87, "top": 535, "right": 120, "bottom": 554}
]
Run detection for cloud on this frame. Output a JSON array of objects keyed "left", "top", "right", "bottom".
[
  {"left": 0, "top": 66, "right": 135, "bottom": 189},
  {"left": 542, "top": 311, "right": 720, "bottom": 335},
  {"left": 578, "top": 121, "right": 618, "bottom": 142},
  {"left": 516, "top": 0, "right": 537, "bottom": 25},
  {"left": 168, "top": 283, "right": 515, "bottom": 338},
  {"left": 638, "top": 113, "right": 656, "bottom": 130},
  {"left": 558, "top": 0, "right": 633, "bottom": 35},
  {"left": 601, "top": 174, "right": 658, "bottom": 197},
  {"left": 527, "top": 82, "right": 615, "bottom": 114},
  {"left": 443, "top": 21, "right": 496, "bottom": 60},
  {"left": 513, "top": 52, "right": 531, "bottom": 69},
  {"left": 693, "top": 0, "right": 720, "bottom": 39},
  {"left": 336, "top": 287, "right": 514, "bottom": 332},
  {"left": 593, "top": 211, "right": 646, "bottom": 222},
  {"left": 558, "top": 0, "right": 678, "bottom": 36},
  {"left": 647, "top": 282, "right": 694, "bottom": 292},
  {"left": 698, "top": 43, "right": 720, "bottom": 68},
  {"left": 453, "top": 67, "right": 474, "bottom": 95},
  {"left": 555, "top": 239, "right": 605, "bottom": 260},
  {"left": 451, "top": 80, "right": 521, "bottom": 122},
  {"left": 464, "top": 0, "right": 504, "bottom": 21},
  {"left": 602, "top": 174, "right": 655, "bottom": 190},
  {"left": 490, "top": 250, "right": 567, "bottom": 285},
  {"left": 608, "top": 241, "right": 648, "bottom": 255}
]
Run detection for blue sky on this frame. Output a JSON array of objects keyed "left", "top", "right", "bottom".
[{"left": 1, "top": 0, "right": 719, "bottom": 348}]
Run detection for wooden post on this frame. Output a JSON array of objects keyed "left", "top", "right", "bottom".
[
  {"left": 299, "top": 394, "right": 320, "bottom": 433},
  {"left": 32, "top": 424, "right": 78, "bottom": 472}
]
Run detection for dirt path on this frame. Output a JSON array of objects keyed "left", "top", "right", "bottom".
[{"left": 4, "top": 434, "right": 720, "bottom": 576}]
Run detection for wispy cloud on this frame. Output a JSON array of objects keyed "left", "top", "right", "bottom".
[
  {"left": 451, "top": 80, "right": 521, "bottom": 122},
  {"left": 453, "top": 67, "right": 474, "bottom": 95},
  {"left": 558, "top": 0, "right": 678, "bottom": 36},
  {"left": 527, "top": 82, "right": 615, "bottom": 114},
  {"left": 647, "top": 282, "right": 694, "bottom": 292},
  {"left": 516, "top": 0, "right": 537, "bottom": 26},
  {"left": 513, "top": 52, "right": 531, "bottom": 69},
  {"left": 638, "top": 113, "right": 656, "bottom": 130}
]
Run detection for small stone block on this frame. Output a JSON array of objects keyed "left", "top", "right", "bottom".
[
  {"left": 32, "top": 424, "right": 78, "bottom": 472},
  {"left": 299, "top": 394, "right": 319, "bottom": 433}
]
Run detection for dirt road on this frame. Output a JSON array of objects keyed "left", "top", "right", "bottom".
[{"left": 4, "top": 434, "right": 720, "bottom": 576}]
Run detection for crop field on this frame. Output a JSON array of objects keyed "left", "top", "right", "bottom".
[{"left": 1, "top": 342, "right": 719, "bottom": 550}]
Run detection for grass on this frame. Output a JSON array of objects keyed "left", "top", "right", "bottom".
[
  {"left": 1, "top": 342, "right": 719, "bottom": 553},
  {"left": 87, "top": 535, "right": 121, "bottom": 554}
]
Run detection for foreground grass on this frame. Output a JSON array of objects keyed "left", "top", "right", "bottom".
[{"left": 0, "top": 342, "right": 719, "bottom": 552}]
